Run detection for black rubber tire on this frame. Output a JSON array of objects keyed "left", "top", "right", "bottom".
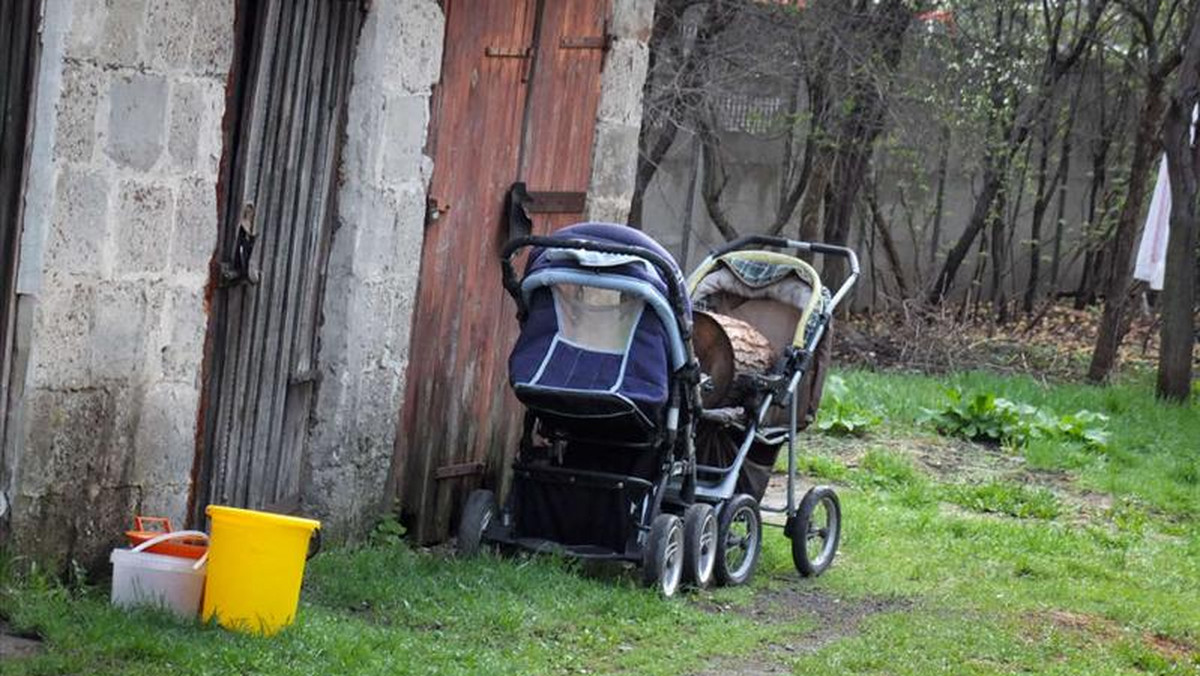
[
  {"left": 682, "top": 503, "right": 717, "bottom": 588},
  {"left": 457, "top": 489, "right": 497, "bottom": 557},
  {"left": 714, "top": 494, "right": 762, "bottom": 587},
  {"left": 791, "top": 485, "right": 841, "bottom": 577},
  {"left": 642, "top": 513, "right": 684, "bottom": 597}
]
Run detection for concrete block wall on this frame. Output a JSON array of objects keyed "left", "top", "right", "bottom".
[
  {"left": 3, "top": 0, "right": 231, "bottom": 566},
  {"left": 304, "top": 0, "right": 444, "bottom": 538},
  {"left": 585, "top": 0, "right": 655, "bottom": 223}
]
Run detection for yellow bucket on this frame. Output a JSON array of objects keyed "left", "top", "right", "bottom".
[{"left": 202, "top": 505, "right": 321, "bottom": 635}]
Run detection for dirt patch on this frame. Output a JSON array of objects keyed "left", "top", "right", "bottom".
[
  {"left": 1145, "top": 633, "right": 1199, "bottom": 662},
  {"left": 0, "top": 622, "right": 43, "bottom": 661},
  {"left": 1030, "top": 610, "right": 1199, "bottom": 664},
  {"left": 689, "top": 581, "right": 910, "bottom": 675}
]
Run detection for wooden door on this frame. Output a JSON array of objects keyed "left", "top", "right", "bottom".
[
  {"left": 194, "top": 0, "right": 362, "bottom": 518},
  {"left": 0, "top": 0, "right": 39, "bottom": 451},
  {"left": 395, "top": 0, "right": 612, "bottom": 543}
]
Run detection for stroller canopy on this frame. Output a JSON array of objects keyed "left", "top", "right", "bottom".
[{"left": 509, "top": 224, "right": 688, "bottom": 441}]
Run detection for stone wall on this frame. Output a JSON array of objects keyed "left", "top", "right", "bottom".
[
  {"left": 303, "top": 0, "right": 444, "bottom": 538},
  {"left": 2, "top": 0, "right": 232, "bottom": 566},
  {"left": 585, "top": 0, "right": 655, "bottom": 223}
]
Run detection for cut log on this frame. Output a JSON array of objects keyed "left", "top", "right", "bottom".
[{"left": 694, "top": 311, "right": 776, "bottom": 407}]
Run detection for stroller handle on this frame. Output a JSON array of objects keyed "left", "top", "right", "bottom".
[
  {"left": 705, "top": 235, "right": 860, "bottom": 310},
  {"left": 500, "top": 235, "right": 691, "bottom": 325}
]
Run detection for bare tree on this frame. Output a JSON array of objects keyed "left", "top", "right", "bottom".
[
  {"left": 1156, "top": 0, "right": 1200, "bottom": 401},
  {"left": 1088, "top": 0, "right": 1186, "bottom": 383},
  {"left": 628, "top": 0, "right": 737, "bottom": 229},
  {"left": 927, "top": 0, "right": 1111, "bottom": 304}
]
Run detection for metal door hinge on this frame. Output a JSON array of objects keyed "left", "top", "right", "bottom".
[
  {"left": 485, "top": 46, "right": 532, "bottom": 59},
  {"left": 560, "top": 20, "right": 613, "bottom": 53}
]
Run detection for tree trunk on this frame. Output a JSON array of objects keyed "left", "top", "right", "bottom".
[
  {"left": 1049, "top": 117, "right": 1075, "bottom": 287},
  {"left": 1157, "top": 1, "right": 1200, "bottom": 401},
  {"left": 928, "top": 161, "right": 1004, "bottom": 303},
  {"left": 865, "top": 189, "right": 910, "bottom": 298},
  {"left": 798, "top": 152, "right": 830, "bottom": 243},
  {"left": 929, "top": 125, "right": 950, "bottom": 266},
  {"left": 1088, "top": 78, "right": 1170, "bottom": 382}
]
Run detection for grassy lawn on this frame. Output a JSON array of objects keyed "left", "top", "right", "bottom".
[{"left": 2, "top": 369, "right": 1197, "bottom": 675}]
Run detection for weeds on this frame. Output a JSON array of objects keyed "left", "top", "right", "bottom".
[
  {"left": 941, "top": 481, "right": 1062, "bottom": 519},
  {"left": 814, "top": 375, "right": 881, "bottom": 437}
]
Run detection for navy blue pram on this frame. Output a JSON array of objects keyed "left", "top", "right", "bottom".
[{"left": 508, "top": 223, "right": 688, "bottom": 444}]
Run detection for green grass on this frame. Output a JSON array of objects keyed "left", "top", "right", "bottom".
[
  {"left": 941, "top": 480, "right": 1062, "bottom": 519},
  {"left": 2, "top": 368, "right": 1198, "bottom": 674}
]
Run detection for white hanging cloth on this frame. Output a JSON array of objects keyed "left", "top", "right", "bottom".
[
  {"left": 1133, "top": 156, "right": 1171, "bottom": 291},
  {"left": 1134, "top": 103, "right": 1198, "bottom": 291}
]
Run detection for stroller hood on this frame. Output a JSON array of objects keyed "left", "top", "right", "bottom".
[{"left": 525, "top": 223, "right": 691, "bottom": 321}]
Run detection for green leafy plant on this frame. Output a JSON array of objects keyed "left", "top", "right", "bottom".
[
  {"left": 919, "top": 388, "right": 1109, "bottom": 450},
  {"left": 814, "top": 375, "right": 881, "bottom": 437},
  {"left": 369, "top": 514, "right": 407, "bottom": 547},
  {"left": 1051, "top": 410, "right": 1111, "bottom": 450}
]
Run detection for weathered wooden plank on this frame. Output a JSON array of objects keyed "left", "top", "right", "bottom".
[
  {"left": 212, "top": 0, "right": 286, "bottom": 508},
  {"left": 199, "top": 0, "right": 363, "bottom": 515},
  {"left": 240, "top": 0, "right": 313, "bottom": 509},
  {"left": 276, "top": 3, "right": 361, "bottom": 505},
  {"left": 396, "top": 0, "right": 541, "bottom": 543},
  {"left": 257, "top": 0, "right": 321, "bottom": 507},
  {"left": 394, "top": 0, "right": 613, "bottom": 542}
]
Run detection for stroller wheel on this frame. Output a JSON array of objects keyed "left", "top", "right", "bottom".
[
  {"left": 682, "top": 504, "right": 717, "bottom": 588},
  {"left": 715, "top": 494, "right": 762, "bottom": 587},
  {"left": 457, "top": 489, "right": 497, "bottom": 557},
  {"left": 642, "top": 514, "right": 684, "bottom": 597},
  {"left": 791, "top": 486, "right": 841, "bottom": 577}
]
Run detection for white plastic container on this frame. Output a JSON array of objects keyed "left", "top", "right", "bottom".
[{"left": 110, "top": 530, "right": 208, "bottom": 620}]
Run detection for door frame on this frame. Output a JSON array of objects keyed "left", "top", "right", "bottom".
[{"left": 0, "top": 0, "right": 44, "bottom": 516}]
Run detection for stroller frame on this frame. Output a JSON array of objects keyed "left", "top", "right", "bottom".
[{"left": 464, "top": 230, "right": 859, "bottom": 594}]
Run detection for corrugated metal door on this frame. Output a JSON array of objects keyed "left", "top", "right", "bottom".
[
  {"left": 194, "top": 0, "right": 362, "bottom": 518},
  {"left": 0, "top": 0, "right": 39, "bottom": 450},
  {"left": 395, "top": 0, "right": 612, "bottom": 543}
]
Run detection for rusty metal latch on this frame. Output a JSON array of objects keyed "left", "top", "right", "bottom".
[
  {"left": 433, "top": 462, "right": 485, "bottom": 480},
  {"left": 219, "top": 203, "right": 260, "bottom": 287},
  {"left": 425, "top": 197, "right": 450, "bottom": 228},
  {"left": 560, "top": 36, "right": 610, "bottom": 50}
]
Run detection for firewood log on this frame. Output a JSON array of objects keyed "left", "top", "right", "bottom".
[{"left": 693, "top": 310, "right": 775, "bottom": 407}]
